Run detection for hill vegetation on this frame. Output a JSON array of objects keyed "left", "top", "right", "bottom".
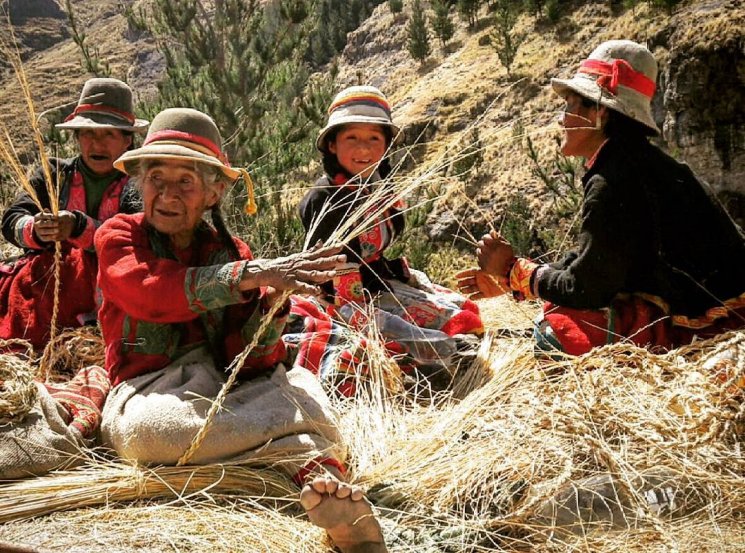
[
  {"left": 1, "top": 0, "right": 742, "bottom": 268},
  {"left": 0, "top": 2, "right": 743, "bottom": 552}
]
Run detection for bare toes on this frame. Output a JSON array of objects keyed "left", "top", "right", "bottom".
[{"left": 300, "top": 483, "right": 323, "bottom": 511}]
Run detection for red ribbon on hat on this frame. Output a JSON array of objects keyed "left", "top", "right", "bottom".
[
  {"left": 65, "top": 103, "right": 136, "bottom": 125},
  {"left": 578, "top": 59, "right": 656, "bottom": 98},
  {"left": 144, "top": 129, "right": 230, "bottom": 165},
  {"left": 143, "top": 129, "right": 259, "bottom": 216}
]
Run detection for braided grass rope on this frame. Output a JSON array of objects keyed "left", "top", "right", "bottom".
[{"left": 176, "top": 290, "right": 294, "bottom": 466}]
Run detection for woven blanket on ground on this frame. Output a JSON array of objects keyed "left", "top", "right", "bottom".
[
  {"left": 0, "top": 365, "right": 110, "bottom": 479},
  {"left": 0, "top": 248, "right": 98, "bottom": 351},
  {"left": 376, "top": 269, "right": 483, "bottom": 336},
  {"left": 101, "top": 347, "right": 345, "bottom": 476},
  {"left": 284, "top": 276, "right": 483, "bottom": 396}
]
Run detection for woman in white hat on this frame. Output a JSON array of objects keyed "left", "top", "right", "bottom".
[
  {"left": 0, "top": 77, "right": 148, "bottom": 350},
  {"left": 96, "top": 107, "right": 386, "bottom": 552},
  {"left": 457, "top": 40, "right": 745, "bottom": 355},
  {"left": 293, "top": 86, "right": 483, "bottom": 393}
]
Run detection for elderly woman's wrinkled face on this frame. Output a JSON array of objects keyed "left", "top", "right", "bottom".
[{"left": 142, "top": 159, "right": 220, "bottom": 248}]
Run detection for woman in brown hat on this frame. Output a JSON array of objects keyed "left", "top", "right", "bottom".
[
  {"left": 0, "top": 77, "right": 149, "bottom": 350},
  {"left": 292, "top": 86, "right": 483, "bottom": 394},
  {"left": 457, "top": 39, "right": 745, "bottom": 355},
  {"left": 96, "top": 107, "right": 386, "bottom": 552}
]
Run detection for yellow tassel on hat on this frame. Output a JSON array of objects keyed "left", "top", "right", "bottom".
[{"left": 241, "top": 169, "right": 257, "bottom": 215}]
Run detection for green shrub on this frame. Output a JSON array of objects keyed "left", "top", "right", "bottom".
[
  {"left": 451, "top": 128, "right": 484, "bottom": 181},
  {"left": 500, "top": 192, "right": 534, "bottom": 257},
  {"left": 407, "top": 0, "right": 432, "bottom": 64},
  {"left": 432, "top": 0, "right": 456, "bottom": 51}
]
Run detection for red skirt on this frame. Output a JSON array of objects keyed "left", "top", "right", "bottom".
[
  {"left": 0, "top": 248, "right": 98, "bottom": 351},
  {"left": 540, "top": 296, "right": 745, "bottom": 356}
]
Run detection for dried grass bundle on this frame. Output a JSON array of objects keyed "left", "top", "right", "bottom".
[
  {"left": 0, "top": 350, "right": 37, "bottom": 423},
  {"left": 0, "top": 19, "right": 64, "bottom": 368},
  {"left": 0, "top": 501, "right": 328, "bottom": 553},
  {"left": 0, "top": 459, "right": 297, "bottom": 525},
  {"left": 37, "top": 326, "right": 105, "bottom": 382}
]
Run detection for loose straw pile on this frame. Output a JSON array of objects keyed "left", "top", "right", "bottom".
[{"left": 37, "top": 326, "right": 105, "bottom": 383}]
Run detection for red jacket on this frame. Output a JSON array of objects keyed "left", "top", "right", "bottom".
[{"left": 96, "top": 213, "right": 287, "bottom": 385}]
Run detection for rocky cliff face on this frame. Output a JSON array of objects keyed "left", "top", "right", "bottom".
[{"left": 658, "top": 4, "right": 744, "bottom": 209}]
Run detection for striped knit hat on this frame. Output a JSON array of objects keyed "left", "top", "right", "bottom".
[
  {"left": 551, "top": 40, "right": 660, "bottom": 134},
  {"left": 316, "top": 85, "right": 400, "bottom": 153}
]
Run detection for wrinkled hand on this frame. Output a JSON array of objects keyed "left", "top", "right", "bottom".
[
  {"left": 33, "top": 210, "right": 77, "bottom": 243},
  {"left": 455, "top": 267, "right": 509, "bottom": 300},
  {"left": 239, "top": 241, "right": 346, "bottom": 296},
  {"left": 477, "top": 231, "right": 515, "bottom": 278}
]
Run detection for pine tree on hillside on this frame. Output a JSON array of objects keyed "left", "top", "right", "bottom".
[
  {"left": 431, "top": 0, "right": 455, "bottom": 51},
  {"left": 389, "top": 0, "right": 404, "bottom": 14},
  {"left": 407, "top": 0, "right": 431, "bottom": 64},
  {"left": 491, "top": 0, "right": 524, "bottom": 77},
  {"left": 306, "top": 0, "right": 386, "bottom": 68},
  {"left": 457, "top": 0, "right": 482, "bottom": 28}
]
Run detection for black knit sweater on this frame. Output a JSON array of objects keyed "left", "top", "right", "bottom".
[{"left": 536, "top": 137, "right": 745, "bottom": 317}]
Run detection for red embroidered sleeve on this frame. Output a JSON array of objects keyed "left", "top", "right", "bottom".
[{"left": 96, "top": 215, "right": 246, "bottom": 322}]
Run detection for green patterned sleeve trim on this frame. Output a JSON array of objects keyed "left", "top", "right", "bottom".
[{"left": 184, "top": 260, "right": 247, "bottom": 312}]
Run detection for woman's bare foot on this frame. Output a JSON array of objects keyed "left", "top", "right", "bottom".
[{"left": 300, "top": 475, "right": 387, "bottom": 553}]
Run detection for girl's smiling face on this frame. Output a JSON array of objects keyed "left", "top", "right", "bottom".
[{"left": 328, "top": 123, "right": 388, "bottom": 178}]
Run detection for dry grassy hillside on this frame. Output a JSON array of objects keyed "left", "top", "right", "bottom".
[
  {"left": 330, "top": 0, "right": 744, "bottom": 242},
  {"left": 1, "top": 0, "right": 742, "bottom": 242},
  {"left": 0, "top": 0, "right": 157, "bottom": 159}
]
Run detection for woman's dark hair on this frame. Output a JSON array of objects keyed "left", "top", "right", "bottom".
[
  {"left": 603, "top": 108, "right": 656, "bottom": 140},
  {"left": 320, "top": 125, "right": 394, "bottom": 179},
  {"left": 211, "top": 205, "right": 241, "bottom": 261}
]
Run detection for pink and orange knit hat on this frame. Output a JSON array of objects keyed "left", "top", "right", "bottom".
[{"left": 316, "top": 85, "right": 401, "bottom": 153}]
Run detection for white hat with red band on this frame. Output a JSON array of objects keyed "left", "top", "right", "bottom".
[{"left": 551, "top": 39, "right": 660, "bottom": 134}]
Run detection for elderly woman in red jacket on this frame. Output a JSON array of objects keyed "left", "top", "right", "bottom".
[
  {"left": 458, "top": 40, "right": 745, "bottom": 355},
  {"left": 96, "top": 108, "right": 386, "bottom": 552}
]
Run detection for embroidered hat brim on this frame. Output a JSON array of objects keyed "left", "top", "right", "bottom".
[
  {"left": 316, "top": 114, "right": 400, "bottom": 152},
  {"left": 114, "top": 144, "right": 240, "bottom": 180},
  {"left": 316, "top": 86, "right": 401, "bottom": 152}
]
